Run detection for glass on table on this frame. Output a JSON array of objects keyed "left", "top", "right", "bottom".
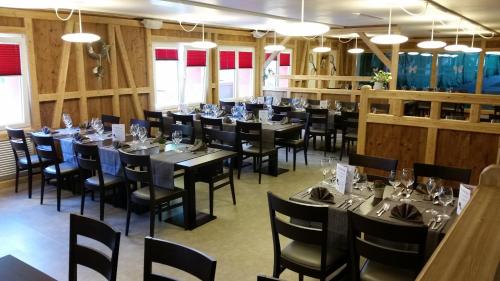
[
  {"left": 172, "top": 130, "right": 183, "bottom": 152},
  {"left": 320, "top": 158, "right": 330, "bottom": 185},
  {"left": 329, "top": 157, "right": 337, "bottom": 185},
  {"left": 400, "top": 168, "right": 414, "bottom": 198},
  {"left": 62, "top": 113, "right": 73, "bottom": 129},
  {"left": 426, "top": 177, "right": 441, "bottom": 202},
  {"left": 438, "top": 186, "right": 454, "bottom": 219},
  {"left": 137, "top": 126, "right": 148, "bottom": 149}
]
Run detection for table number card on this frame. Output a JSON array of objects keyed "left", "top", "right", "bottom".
[
  {"left": 258, "top": 110, "right": 269, "bottom": 123},
  {"left": 457, "top": 183, "right": 476, "bottom": 215},
  {"left": 320, "top": 100, "right": 329, "bottom": 109},
  {"left": 112, "top": 124, "right": 126, "bottom": 142},
  {"left": 336, "top": 163, "right": 354, "bottom": 194},
  {"left": 257, "top": 96, "right": 265, "bottom": 104}
]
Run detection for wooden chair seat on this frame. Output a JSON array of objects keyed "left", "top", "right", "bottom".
[
  {"left": 360, "top": 260, "right": 416, "bottom": 281},
  {"left": 85, "top": 174, "right": 122, "bottom": 187},
  {"left": 281, "top": 241, "right": 347, "bottom": 271},
  {"left": 44, "top": 162, "right": 78, "bottom": 175},
  {"left": 275, "top": 138, "right": 304, "bottom": 146},
  {"left": 242, "top": 144, "right": 276, "bottom": 155},
  {"left": 18, "top": 155, "right": 40, "bottom": 166},
  {"left": 132, "top": 186, "right": 184, "bottom": 203}
]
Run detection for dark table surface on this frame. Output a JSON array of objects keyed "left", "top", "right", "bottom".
[{"left": 0, "top": 255, "right": 56, "bottom": 281}]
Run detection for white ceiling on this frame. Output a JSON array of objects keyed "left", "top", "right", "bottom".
[{"left": 0, "top": 0, "right": 498, "bottom": 38}]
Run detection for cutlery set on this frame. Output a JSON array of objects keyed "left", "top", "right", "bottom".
[
  {"left": 338, "top": 199, "right": 354, "bottom": 209},
  {"left": 376, "top": 203, "right": 390, "bottom": 217},
  {"left": 428, "top": 216, "right": 443, "bottom": 230}
]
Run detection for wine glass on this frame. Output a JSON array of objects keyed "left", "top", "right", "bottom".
[
  {"left": 389, "top": 170, "right": 401, "bottom": 199},
  {"left": 426, "top": 177, "right": 440, "bottom": 201},
  {"left": 129, "top": 124, "right": 138, "bottom": 145},
  {"left": 172, "top": 130, "right": 183, "bottom": 152},
  {"left": 138, "top": 126, "right": 148, "bottom": 148},
  {"left": 320, "top": 159, "right": 330, "bottom": 184},
  {"left": 329, "top": 157, "right": 337, "bottom": 185},
  {"left": 438, "top": 186, "right": 454, "bottom": 219},
  {"left": 62, "top": 113, "right": 73, "bottom": 130},
  {"left": 94, "top": 119, "right": 104, "bottom": 139},
  {"left": 400, "top": 168, "right": 414, "bottom": 198}
]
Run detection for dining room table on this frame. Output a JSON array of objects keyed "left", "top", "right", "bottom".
[{"left": 0, "top": 255, "right": 56, "bottom": 281}]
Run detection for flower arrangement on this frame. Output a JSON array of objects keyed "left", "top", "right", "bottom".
[{"left": 371, "top": 70, "right": 392, "bottom": 84}]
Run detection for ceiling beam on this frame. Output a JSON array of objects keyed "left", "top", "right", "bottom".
[
  {"left": 358, "top": 32, "right": 392, "bottom": 70},
  {"left": 326, "top": 26, "right": 400, "bottom": 37},
  {"left": 263, "top": 36, "right": 291, "bottom": 69}
]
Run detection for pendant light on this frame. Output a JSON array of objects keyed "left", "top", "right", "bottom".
[
  {"left": 408, "top": 51, "right": 419, "bottom": 56},
  {"left": 61, "top": 9, "right": 100, "bottom": 43},
  {"left": 444, "top": 21, "right": 467, "bottom": 52},
  {"left": 370, "top": 7, "right": 408, "bottom": 45},
  {"left": 275, "top": 0, "right": 329, "bottom": 37},
  {"left": 312, "top": 34, "right": 331, "bottom": 53},
  {"left": 347, "top": 36, "right": 364, "bottom": 54},
  {"left": 265, "top": 31, "right": 286, "bottom": 52},
  {"left": 191, "top": 24, "right": 217, "bottom": 49},
  {"left": 486, "top": 51, "right": 500, "bottom": 56},
  {"left": 417, "top": 18, "right": 447, "bottom": 49},
  {"left": 463, "top": 33, "right": 482, "bottom": 53}
]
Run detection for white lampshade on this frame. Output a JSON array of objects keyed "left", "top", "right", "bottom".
[
  {"left": 191, "top": 40, "right": 217, "bottom": 49},
  {"left": 265, "top": 44, "right": 286, "bottom": 51},
  {"left": 370, "top": 34, "right": 408, "bottom": 45},
  {"left": 444, "top": 44, "right": 468, "bottom": 52},
  {"left": 398, "top": 51, "right": 405, "bottom": 54},
  {"left": 61, "top": 32, "right": 100, "bottom": 43},
  {"left": 348, "top": 48, "right": 364, "bottom": 54},
  {"left": 313, "top": 46, "right": 332, "bottom": 53},
  {"left": 275, "top": 22, "right": 329, "bottom": 37},
  {"left": 486, "top": 51, "right": 500, "bottom": 55},
  {"left": 408, "top": 51, "right": 419, "bottom": 56},
  {"left": 420, "top": 53, "right": 432, "bottom": 57},
  {"left": 463, "top": 47, "right": 482, "bottom": 53},
  {"left": 417, "top": 40, "right": 447, "bottom": 49}
]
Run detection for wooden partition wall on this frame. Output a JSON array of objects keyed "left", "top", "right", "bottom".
[{"left": 356, "top": 86, "right": 500, "bottom": 184}]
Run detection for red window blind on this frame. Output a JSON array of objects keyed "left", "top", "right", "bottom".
[
  {"left": 0, "top": 44, "right": 21, "bottom": 76},
  {"left": 219, "top": 51, "right": 235, "bottom": 70},
  {"left": 265, "top": 53, "right": 277, "bottom": 61},
  {"left": 186, "top": 50, "right": 207, "bottom": 67},
  {"left": 238, "top": 51, "right": 253, "bottom": 69},
  {"left": 280, "top": 53, "right": 291, "bottom": 66},
  {"left": 155, "top": 48, "right": 178, "bottom": 60}
]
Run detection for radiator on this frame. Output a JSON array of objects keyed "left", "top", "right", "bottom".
[{"left": 0, "top": 139, "right": 33, "bottom": 181}]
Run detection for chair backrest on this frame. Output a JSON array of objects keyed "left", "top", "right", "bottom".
[
  {"left": 31, "top": 133, "right": 59, "bottom": 168},
  {"left": 6, "top": 127, "right": 30, "bottom": 165},
  {"left": 279, "top": 97, "right": 292, "bottom": 105},
  {"left": 339, "top": 101, "right": 358, "bottom": 112},
  {"left": 349, "top": 153, "right": 398, "bottom": 172},
  {"left": 144, "top": 110, "right": 164, "bottom": 136},
  {"left": 118, "top": 150, "right": 158, "bottom": 201},
  {"left": 172, "top": 113, "right": 194, "bottom": 127},
  {"left": 73, "top": 142, "right": 105, "bottom": 185},
  {"left": 101, "top": 114, "right": 120, "bottom": 131},
  {"left": 305, "top": 108, "right": 329, "bottom": 131},
  {"left": 244, "top": 103, "right": 265, "bottom": 116},
  {"left": 272, "top": 105, "right": 292, "bottom": 114},
  {"left": 257, "top": 275, "right": 282, "bottom": 281},
  {"left": 340, "top": 111, "right": 359, "bottom": 131},
  {"left": 235, "top": 120, "right": 262, "bottom": 144},
  {"left": 200, "top": 117, "right": 223, "bottom": 143},
  {"left": 267, "top": 192, "right": 329, "bottom": 272},
  {"left": 171, "top": 124, "right": 195, "bottom": 144},
  {"left": 69, "top": 214, "right": 121, "bottom": 281},
  {"left": 130, "top": 119, "right": 151, "bottom": 137},
  {"left": 144, "top": 236, "right": 216, "bottom": 281},
  {"left": 205, "top": 129, "right": 237, "bottom": 151},
  {"left": 307, "top": 99, "right": 320, "bottom": 106},
  {"left": 369, "top": 103, "right": 390, "bottom": 114},
  {"left": 348, "top": 211, "right": 427, "bottom": 280},
  {"left": 219, "top": 101, "right": 235, "bottom": 112},
  {"left": 413, "top": 162, "right": 471, "bottom": 188}
]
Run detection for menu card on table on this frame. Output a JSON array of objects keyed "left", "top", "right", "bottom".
[
  {"left": 112, "top": 124, "right": 126, "bottom": 142},
  {"left": 320, "top": 100, "right": 329, "bottom": 109},
  {"left": 457, "top": 183, "right": 477, "bottom": 215},
  {"left": 336, "top": 163, "right": 355, "bottom": 194}
]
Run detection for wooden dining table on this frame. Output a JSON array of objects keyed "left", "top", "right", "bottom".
[{"left": 0, "top": 255, "right": 56, "bottom": 281}]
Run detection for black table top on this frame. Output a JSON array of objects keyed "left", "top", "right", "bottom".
[{"left": 0, "top": 255, "right": 56, "bottom": 281}]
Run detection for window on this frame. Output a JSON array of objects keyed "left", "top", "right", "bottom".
[
  {"left": 153, "top": 44, "right": 208, "bottom": 110},
  {"left": 0, "top": 35, "right": 30, "bottom": 129},
  {"left": 218, "top": 47, "right": 254, "bottom": 100},
  {"left": 264, "top": 51, "right": 292, "bottom": 88}
]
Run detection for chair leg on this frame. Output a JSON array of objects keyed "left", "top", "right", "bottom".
[
  {"left": 293, "top": 147, "right": 297, "bottom": 171},
  {"left": 258, "top": 156, "right": 262, "bottom": 184},
  {"left": 333, "top": 130, "right": 337, "bottom": 153},
  {"left": 40, "top": 174, "right": 45, "bottom": 205},
  {"left": 313, "top": 136, "right": 317, "bottom": 149},
  {"left": 237, "top": 156, "right": 242, "bottom": 179},
  {"left": 285, "top": 147, "right": 288, "bottom": 162},
  {"left": 230, "top": 175, "right": 236, "bottom": 205},
  {"left": 99, "top": 188, "right": 105, "bottom": 221},
  {"left": 299, "top": 274, "right": 304, "bottom": 281},
  {"left": 80, "top": 185, "right": 85, "bottom": 215},
  {"left": 28, "top": 168, "right": 33, "bottom": 199},
  {"left": 340, "top": 138, "right": 345, "bottom": 161},
  {"left": 149, "top": 206, "right": 155, "bottom": 237},
  {"left": 158, "top": 205, "right": 162, "bottom": 222},
  {"left": 304, "top": 146, "right": 308, "bottom": 166},
  {"left": 125, "top": 198, "right": 131, "bottom": 236},
  {"left": 56, "top": 177, "right": 62, "bottom": 212},
  {"left": 209, "top": 181, "right": 214, "bottom": 216},
  {"left": 14, "top": 167, "right": 19, "bottom": 193},
  {"left": 252, "top": 156, "right": 256, "bottom": 172}
]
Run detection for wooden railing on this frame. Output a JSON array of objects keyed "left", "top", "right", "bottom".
[{"left": 356, "top": 86, "right": 500, "bottom": 183}]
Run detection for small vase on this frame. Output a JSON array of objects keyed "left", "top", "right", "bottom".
[
  {"left": 373, "top": 82, "right": 384, "bottom": 90},
  {"left": 159, "top": 143, "right": 165, "bottom": 152},
  {"left": 374, "top": 188, "right": 385, "bottom": 199}
]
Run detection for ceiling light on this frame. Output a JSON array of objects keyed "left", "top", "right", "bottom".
[
  {"left": 370, "top": 7, "right": 408, "bottom": 45},
  {"left": 190, "top": 23, "right": 217, "bottom": 49},
  {"left": 408, "top": 51, "right": 419, "bottom": 56},
  {"left": 312, "top": 34, "right": 331, "bottom": 53},
  {"left": 450, "top": 54, "right": 459, "bottom": 58},
  {"left": 399, "top": 51, "right": 405, "bottom": 54},
  {"left": 61, "top": 9, "right": 100, "bottom": 43},
  {"left": 486, "top": 51, "right": 500, "bottom": 56},
  {"left": 463, "top": 33, "right": 482, "bottom": 53},
  {"left": 275, "top": 0, "right": 329, "bottom": 36},
  {"left": 265, "top": 31, "right": 286, "bottom": 52},
  {"left": 420, "top": 53, "right": 432, "bottom": 57},
  {"left": 438, "top": 54, "right": 450, "bottom": 57},
  {"left": 347, "top": 36, "right": 364, "bottom": 54},
  {"left": 444, "top": 21, "right": 467, "bottom": 52},
  {"left": 417, "top": 18, "right": 446, "bottom": 49}
]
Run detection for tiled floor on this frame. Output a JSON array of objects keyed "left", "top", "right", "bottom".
[{"left": 0, "top": 147, "right": 347, "bottom": 281}]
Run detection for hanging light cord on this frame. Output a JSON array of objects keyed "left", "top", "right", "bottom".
[
  {"left": 178, "top": 21, "right": 199, "bottom": 32},
  {"left": 338, "top": 37, "right": 354, "bottom": 44},
  {"left": 301, "top": 0, "right": 305, "bottom": 23},
  {"left": 388, "top": 7, "right": 392, "bottom": 35},
  {"left": 54, "top": 8, "right": 75, "bottom": 21},
  {"left": 430, "top": 17, "right": 435, "bottom": 41},
  {"left": 454, "top": 19, "right": 461, "bottom": 45},
  {"left": 399, "top": 1, "right": 429, "bottom": 17}
]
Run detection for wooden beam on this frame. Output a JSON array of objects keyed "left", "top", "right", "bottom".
[
  {"left": 74, "top": 34, "right": 88, "bottom": 122},
  {"left": 472, "top": 39, "right": 486, "bottom": 123},
  {"left": 38, "top": 87, "right": 152, "bottom": 102},
  {"left": 430, "top": 52, "right": 438, "bottom": 88},
  {"left": 107, "top": 24, "right": 120, "bottom": 117},
  {"left": 358, "top": 32, "right": 392, "bottom": 70},
  {"left": 212, "top": 33, "right": 219, "bottom": 102},
  {"left": 24, "top": 17, "right": 41, "bottom": 128},
  {"left": 389, "top": 43, "right": 403, "bottom": 115},
  {"left": 115, "top": 25, "right": 143, "bottom": 119},
  {"left": 263, "top": 36, "right": 291, "bottom": 69},
  {"left": 145, "top": 28, "right": 154, "bottom": 110},
  {"left": 51, "top": 19, "right": 74, "bottom": 128},
  {"left": 356, "top": 86, "right": 371, "bottom": 155},
  {"left": 0, "top": 26, "right": 26, "bottom": 34},
  {"left": 327, "top": 26, "right": 400, "bottom": 36}
]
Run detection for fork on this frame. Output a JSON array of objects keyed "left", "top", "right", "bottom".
[
  {"left": 377, "top": 203, "right": 390, "bottom": 217},
  {"left": 343, "top": 199, "right": 353, "bottom": 209},
  {"left": 432, "top": 216, "right": 443, "bottom": 230}
]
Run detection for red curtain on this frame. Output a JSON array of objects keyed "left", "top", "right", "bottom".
[
  {"left": 265, "top": 53, "right": 277, "bottom": 61},
  {"left": 155, "top": 48, "right": 178, "bottom": 60},
  {"left": 219, "top": 51, "right": 235, "bottom": 70},
  {"left": 238, "top": 51, "right": 253, "bottom": 69},
  {"left": 186, "top": 50, "right": 207, "bottom": 67},
  {"left": 280, "top": 53, "right": 291, "bottom": 66},
  {"left": 0, "top": 44, "right": 21, "bottom": 76}
]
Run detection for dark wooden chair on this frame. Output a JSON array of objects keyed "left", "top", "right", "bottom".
[
  {"left": 245, "top": 103, "right": 265, "bottom": 116},
  {"left": 369, "top": 103, "right": 390, "bottom": 114},
  {"left": 489, "top": 114, "right": 500, "bottom": 123},
  {"left": 267, "top": 192, "right": 347, "bottom": 281},
  {"left": 101, "top": 114, "right": 120, "bottom": 131},
  {"left": 118, "top": 150, "right": 185, "bottom": 236},
  {"left": 275, "top": 112, "right": 309, "bottom": 171},
  {"left": 32, "top": 133, "right": 78, "bottom": 211},
  {"left": 279, "top": 97, "right": 293, "bottom": 105},
  {"left": 144, "top": 110, "right": 164, "bottom": 137},
  {"left": 200, "top": 116, "right": 223, "bottom": 143},
  {"left": 305, "top": 108, "right": 330, "bottom": 156},
  {"left": 73, "top": 142, "right": 123, "bottom": 221},
  {"left": 236, "top": 121, "right": 276, "bottom": 184},
  {"left": 144, "top": 236, "right": 217, "bottom": 281},
  {"left": 348, "top": 211, "right": 428, "bottom": 281},
  {"left": 348, "top": 153, "right": 398, "bottom": 179},
  {"left": 170, "top": 123, "right": 195, "bottom": 144},
  {"left": 257, "top": 275, "right": 283, "bottom": 281},
  {"left": 339, "top": 112, "right": 359, "bottom": 161},
  {"left": 172, "top": 113, "right": 194, "bottom": 127},
  {"left": 339, "top": 101, "right": 358, "bottom": 112},
  {"left": 7, "top": 128, "right": 41, "bottom": 198},
  {"left": 69, "top": 214, "right": 121, "bottom": 281},
  {"left": 198, "top": 128, "right": 237, "bottom": 216},
  {"left": 494, "top": 106, "right": 500, "bottom": 115},
  {"left": 130, "top": 119, "right": 151, "bottom": 137},
  {"left": 219, "top": 100, "right": 235, "bottom": 113},
  {"left": 413, "top": 162, "right": 471, "bottom": 191},
  {"left": 272, "top": 105, "right": 292, "bottom": 115},
  {"left": 307, "top": 99, "right": 321, "bottom": 106}
]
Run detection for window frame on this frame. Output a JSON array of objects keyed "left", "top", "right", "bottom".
[
  {"left": 264, "top": 49, "right": 292, "bottom": 89},
  {"left": 217, "top": 46, "right": 255, "bottom": 100}
]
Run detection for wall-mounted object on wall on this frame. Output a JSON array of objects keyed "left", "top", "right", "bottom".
[{"left": 87, "top": 39, "right": 111, "bottom": 79}]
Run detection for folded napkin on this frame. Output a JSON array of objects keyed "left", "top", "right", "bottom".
[
  {"left": 41, "top": 126, "right": 52, "bottom": 135},
  {"left": 72, "top": 133, "right": 89, "bottom": 142},
  {"left": 280, "top": 117, "right": 289, "bottom": 124},
  {"left": 188, "top": 139, "right": 207, "bottom": 152},
  {"left": 223, "top": 116, "right": 233, "bottom": 124},
  {"left": 390, "top": 203, "right": 423, "bottom": 223},
  {"left": 166, "top": 111, "right": 173, "bottom": 117},
  {"left": 309, "top": 187, "right": 335, "bottom": 203}
]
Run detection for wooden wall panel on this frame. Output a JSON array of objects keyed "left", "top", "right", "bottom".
[
  {"left": 39, "top": 102, "right": 55, "bottom": 127},
  {"left": 435, "top": 130, "right": 499, "bottom": 185},
  {"left": 65, "top": 43, "right": 78, "bottom": 92},
  {"left": 0, "top": 16, "right": 23, "bottom": 27},
  {"left": 87, "top": 97, "right": 113, "bottom": 120},
  {"left": 120, "top": 26, "right": 147, "bottom": 88},
  {"left": 365, "top": 123, "right": 428, "bottom": 171},
  {"left": 61, "top": 99, "right": 81, "bottom": 126}
]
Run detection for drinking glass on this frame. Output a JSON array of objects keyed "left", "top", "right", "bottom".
[
  {"left": 329, "top": 157, "right": 337, "bottom": 185},
  {"left": 389, "top": 170, "right": 401, "bottom": 190},
  {"left": 438, "top": 186, "right": 454, "bottom": 219},
  {"left": 138, "top": 126, "right": 148, "bottom": 148},
  {"left": 129, "top": 124, "right": 138, "bottom": 145},
  {"left": 320, "top": 159, "right": 330, "bottom": 184},
  {"left": 335, "top": 101, "right": 342, "bottom": 112},
  {"left": 400, "top": 168, "right": 414, "bottom": 198},
  {"left": 172, "top": 130, "right": 183, "bottom": 152},
  {"left": 426, "top": 177, "right": 439, "bottom": 201},
  {"left": 94, "top": 119, "right": 104, "bottom": 139},
  {"left": 62, "top": 113, "right": 73, "bottom": 129}
]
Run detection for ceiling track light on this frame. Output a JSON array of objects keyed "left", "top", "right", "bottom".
[
  {"left": 265, "top": 31, "right": 285, "bottom": 52},
  {"left": 445, "top": 20, "right": 468, "bottom": 52},
  {"left": 347, "top": 36, "right": 364, "bottom": 54},
  {"left": 463, "top": 33, "right": 482, "bottom": 53},
  {"left": 190, "top": 23, "right": 217, "bottom": 49},
  {"left": 274, "top": 0, "right": 329, "bottom": 37},
  {"left": 417, "top": 17, "right": 447, "bottom": 49},
  {"left": 312, "top": 34, "right": 331, "bottom": 53},
  {"left": 61, "top": 9, "right": 100, "bottom": 43},
  {"left": 370, "top": 7, "right": 408, "bottom": 45}
]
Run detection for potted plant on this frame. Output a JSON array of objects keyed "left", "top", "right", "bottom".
[
  {"left": 373, "top": 180, "right": 386, "bottom": 199},
  {"left": 371, "top": 70, "right": 392, "bottom": 90},
  {"left": 157, "top": 135, "right": 167, "bottom": 152}
]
